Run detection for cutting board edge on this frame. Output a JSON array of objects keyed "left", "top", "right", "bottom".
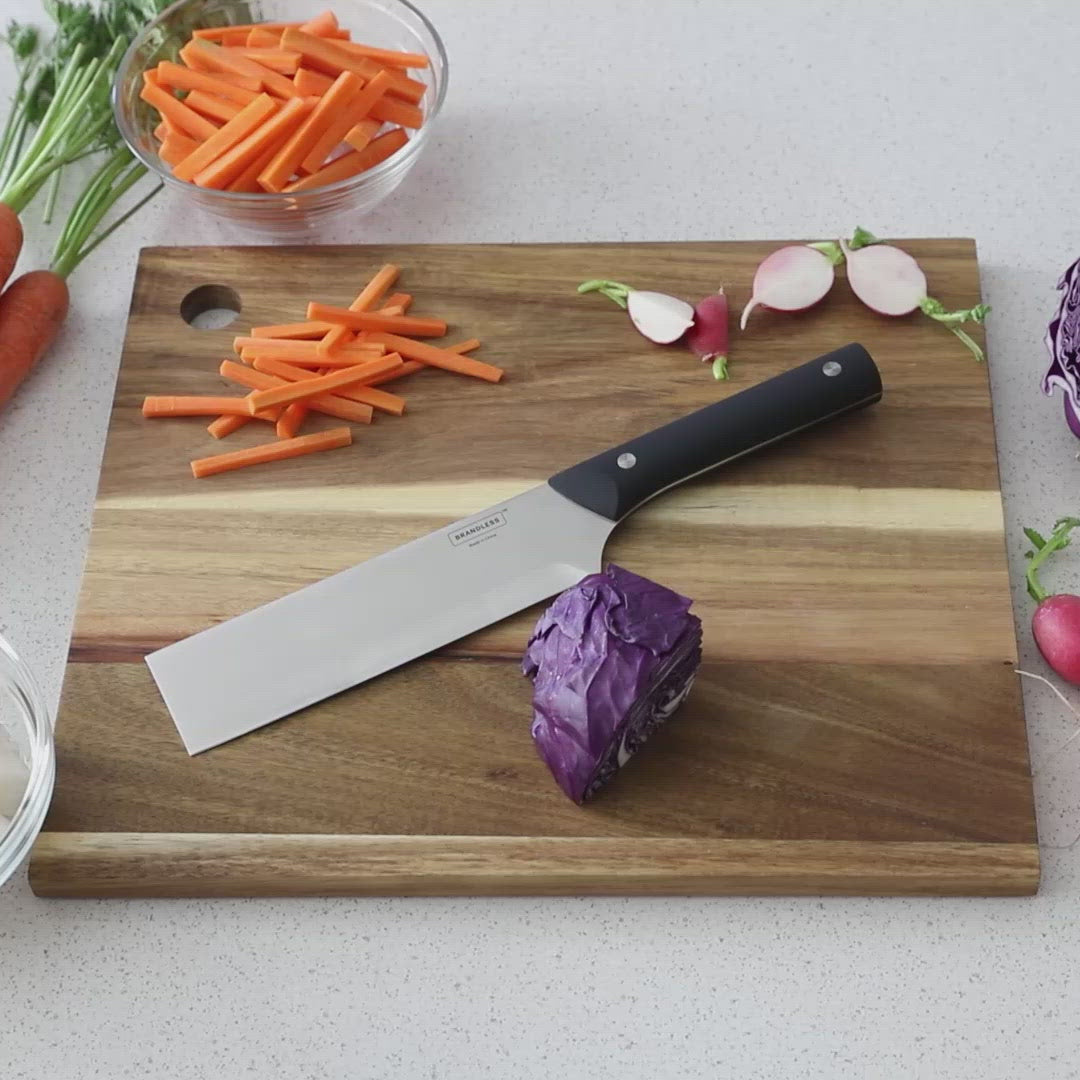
[
  {"left": 29, "top": 832, "right": 1040, "bottom": 898},
  {"left": 137, "top": 237, "right": 980, "bottom": 260}
]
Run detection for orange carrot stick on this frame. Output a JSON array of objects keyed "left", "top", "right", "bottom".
[
  {"left": 179, "top": 43, "right": 263, "bottom": 89},
  {"left": 284, "top": 128, "right": 407, "bottom": 193},
  {"left": 279, "top": 29, "right": 413, "bottom": 93},
  {"left": 155, "top": 60, "right": 259, "bottom": 104},
  {"left": 276, "top": 402, "right": 308, "bottom": 438},
  {"left": 193, "top": 27, "right": 249, "bottom": 46},
  {"left": 299, "top": 9, "right": 339, "bottom": 36},
  {"left": 191, "top": 427, "right": 352, "bottom": 478},
  {"left": 366, "top": 359, "right": 423, "bottom": 385},
  {"left": 142, "top": 395, "right": 258, "bottom": 417},
  {"left": 306, "top": 302, "right": 445, "bottom": 337},
  {"left": 382, "top": 72, "right": 427, "bottom": 106},
  {"left": 251, "top": 320, "right": 341, "bottom": 339},
  {"left": 233, "top": 334, "right": 384, "bottom": 356},
  {"left": 317, "top": 322, "right": 353, "bottom": 357},
  {"left": 378, "top": 291, "right": 412, "bottom": 313},
  {"left": 365, "top": 333, "right": 504, "bottom": 383},
  {"left": 225, "top": 140, "right": 281, "bottom": 192},
  {"left": 251, "top": 355, "right": 406, "bottom": 415},
  {"left": 343, "top": 118, "right": 380, "bottom": 153},
  {"left": 193, "top": 22, "right": 302, "bottom": 40},
  {"left": 362, "top": 340, "right": 480, "bottom": 387},
  {"left": 446, "top": 338, "right": 481, "bottom": 354},
  {"left": 246, "top": 26, "right": 282, "bottom": 47},
  {"left": 183, "top": 89, "right": 244, "bottom": 123},
  {"left": 369, "top": 96, "right": 422, "bottom": 129},
  {"left": 153, "top": 119, "right": 171, "bottom": 141},
  {"left": 171, "top": 93, "right": 278, "bottom": 182},
  {"left": 247, "top": 354, "right": 402, "bottom": 412},
  {"left": 361, "top": 341, "right": 479, "bottom": 387},
  {"left": 140, "top": 81, "right": 219, "bottom": 141},
  {"left": 279, "top": 31, "right": 428, "bottom": 104},
  {"left": 194, "top": 96, "right": 312, "bottom": 190},
  {"left": 267, "top": 351, "right": 390, "bottom": 369},
  {"left": 299, "top": 69, "right": 393, "bottom": 175},
  {"left": 336, "top": 40, "right": 430, "bottom": 69},
  {"left": 208, "top": 413, "right": 252, "bottom": 438},
  {"left": 188, "top": 39, "right": 299, "bottom": 99},
  {"left": 231, "top": 48, "right": 302, "bottom": 75},
  {"left": 256, "top": 70, "right": 362, "bottom": 191},
  {"left": 348, "top": 263, "right": 400, "bottom": 312},
  {"left": 293, "top": 66, "right": 334, "bottom": 96},
  {"left": 220, "top": 360, "right": 374, "bottom": 423},
  {"left": 159, "top": 132, "right": 201, "bottom": 167}
]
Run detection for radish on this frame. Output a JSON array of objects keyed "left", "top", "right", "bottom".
[
  {"left": 841, "top": 227, "right": 990, "bottom": 361},
  {"left": 739, "top": 242, "right": 841, "bottom": 330},
  {"left": 1025, "top": 517, "right": 1080, "bottom": 685},
  {"left": 686, "top": 288, "right": 730, "bottom": 379},
  {"left": 577, "top": 280, "right": 694, "bottom": 344}
]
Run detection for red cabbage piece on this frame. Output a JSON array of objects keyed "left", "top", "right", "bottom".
[
  {"left": 1044, "top": 255, "right": 1080, "bottom": 438},
  {"left": 522, "top": 565, "right": 702, "bottom": 803}
]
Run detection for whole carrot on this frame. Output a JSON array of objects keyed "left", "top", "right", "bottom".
[
  {"left": 0, "top": 271, "right": 70, "bottom": 409},
  {"left": 0, "top": 204, "right": 23, "bottom": 293}
]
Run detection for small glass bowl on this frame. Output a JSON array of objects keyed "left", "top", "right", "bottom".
[
  {"left": 0, "top": 634, "right": 55, "bottom": 890},
  {"left": 112, "top": 0, "right": 447, "bottom": 235}
]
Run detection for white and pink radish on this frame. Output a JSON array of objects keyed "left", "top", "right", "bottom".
[
  {"left": 739, "top": 242, "right": 842, "bottom": 329},
  {"left": 577, "top": 280, "right": 694, "bottom": 344},
  {"left": 841, "top": 227, "right": 990, "bottom": 361},
  {"left": 686, "top": 288, "right": 730, "bottom": 379},
  {"left": 1025, "top": 518, "right": 1080, "bottom": 685}
]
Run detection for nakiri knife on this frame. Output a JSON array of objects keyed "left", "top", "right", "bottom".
[{"left": 148, "top": 342, "right": 882, "bottom": 754}]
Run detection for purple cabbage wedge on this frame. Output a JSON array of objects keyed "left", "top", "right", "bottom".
[
  {"left": 522, "top": 565, "right": 703, "bottom": 803},
  {"left": 1044, "top": 255, "right": 1080, "bottom": 438}
]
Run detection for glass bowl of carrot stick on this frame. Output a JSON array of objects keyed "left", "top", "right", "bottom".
[{"left": 113, "top": 0, "right": 447, "bottom": 234}]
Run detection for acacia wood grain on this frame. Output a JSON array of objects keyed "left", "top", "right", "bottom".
[
  {"left": 32, "top": 240, "right": 1037, "bottom": 897},
  {"left": 30, "top": 834, "right": 1039, "bottom": 898}
]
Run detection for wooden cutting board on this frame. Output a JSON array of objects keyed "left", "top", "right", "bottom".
[{"left": 29, "top": 240, "right": 1037, "bottom": 898}]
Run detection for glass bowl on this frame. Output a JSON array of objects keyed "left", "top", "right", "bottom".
[
  {"left": 0, "top": 634, "right": 54, "bottom": 890},
  {"left": 113, "top": 0, "right": 447, "bottom": 235}
]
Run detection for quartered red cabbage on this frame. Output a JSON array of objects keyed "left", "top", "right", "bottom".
[
  {"left": 522, "top": 565, "right": 703, "bottom": 803},
  {"left": 1044, "top": 255, "right": 1080, "bottom": 438}
]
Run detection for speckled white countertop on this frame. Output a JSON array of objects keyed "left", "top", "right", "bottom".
[{"left": 2, "top": 1, "right": 1080, "bottom": 1076}]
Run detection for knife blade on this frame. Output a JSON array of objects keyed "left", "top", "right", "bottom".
[{"left": 148, "top": 342, "right": 882, "bottom": 753}]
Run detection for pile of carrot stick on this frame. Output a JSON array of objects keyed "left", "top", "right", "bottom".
[
  {"left": 141, "top": 10, "right": 427, "bottom": 193},
  {"left": 143, "top": 263, "right": 502, "bottom": 477}
]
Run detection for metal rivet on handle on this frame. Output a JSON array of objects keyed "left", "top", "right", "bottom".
[
  {"left": 822, "top": 360, "right": 842, "bottom": 376},
  {"left": 617, "top": 453, "right": 637, "bottom": 470}
]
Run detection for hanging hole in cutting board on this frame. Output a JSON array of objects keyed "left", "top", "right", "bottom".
[{"left": 180, "top": 284, "right": 241, "bottom": 330}]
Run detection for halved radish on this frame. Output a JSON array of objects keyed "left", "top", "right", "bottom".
[
  {"left": 841, "top": 228, "right": 990, "bottom": 361},
  {"left": 578, "top": 280, "right": 694, "bottom": 344},
  {"left": 686, "top": 288, "right": 729, "bottom": 379},
  {"left": 739, "top": 243, "right": 840, "bottom": 329}
]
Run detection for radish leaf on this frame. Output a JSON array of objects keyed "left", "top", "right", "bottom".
[
  {"left": 1024, "top": 527, "right": 1048, "bottom": 551},
  {"left": 848, "top": 226, "right": 880, "bottom": 250}
]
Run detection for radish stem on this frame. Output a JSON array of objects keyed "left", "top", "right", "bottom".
[
  {"left": 1025, "top": 517, "right": 1080, "bottom": 603},
  {"left": 577, "top": 279, "right": 631, "bottom": 310},
  {"left": 807, "top": 241, "right": 844, "bottom": 266}
]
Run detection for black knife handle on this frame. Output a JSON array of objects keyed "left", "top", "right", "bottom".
[{"left": 548, "top": 342, "right": 882, "bottom": 522}]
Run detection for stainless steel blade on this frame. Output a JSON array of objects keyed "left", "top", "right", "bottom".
[{"left": 146, "top": 483, "right": 615, "bottom": 754}]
